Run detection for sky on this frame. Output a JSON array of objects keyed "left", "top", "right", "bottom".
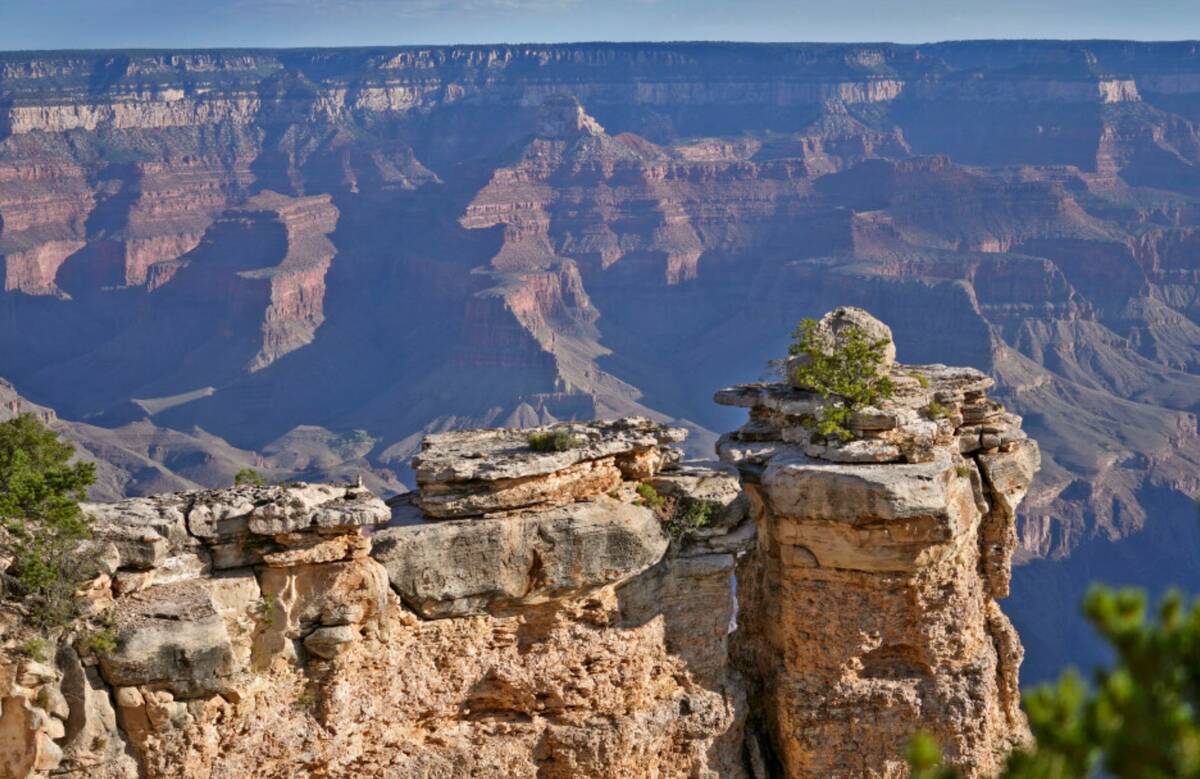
[{"left": 2, "top": 0, "right": 1200, "bottom": 51}]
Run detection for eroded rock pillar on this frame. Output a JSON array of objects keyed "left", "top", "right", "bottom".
[{"left": 717, "top": 307, "right": 1039, "bottom": 778}]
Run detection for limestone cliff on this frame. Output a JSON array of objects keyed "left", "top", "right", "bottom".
[
  {"left": 717, "top": 309, "right": 1038, "bottom": 777},
  {"left": 0, "top": 418, "right": 754, "bottom": 778},
  {"left": 0, "top": 313, "right": 1039, "bottom": 778}
]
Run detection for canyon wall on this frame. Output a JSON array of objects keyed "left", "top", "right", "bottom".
[{"left": 0, "top": 41, "right": 1197, "bottom": 680}]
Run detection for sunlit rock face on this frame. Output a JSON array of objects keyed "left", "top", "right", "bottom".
[
  {"left": 717, "top": 310, "right": 1038, "bottom": 778},
  {"left": 0, "top": 385, "right": 1037, "bottom": 778},
  {"left": 0, "top": 419, "right": 758, "bottom": 778}
]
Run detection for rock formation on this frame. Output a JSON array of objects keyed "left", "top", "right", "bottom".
[
  {"left": 717, "top": 308, "right": 1038, "bottom": 777},
  {"left": 0, "top": 310, "right": 1040, "bottom": 778},
  {"left": 0, "top": 418, "right": 756, "bottom": 778}
]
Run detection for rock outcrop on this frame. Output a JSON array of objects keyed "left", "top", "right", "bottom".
[
  {"left": 0, "top": 418, "right": 757, "bottom": 778},
  {"left": 718, "top": 308, "right": 1038, "bottom": 778},
  {"left": 0, "top": 305, "right": 1040, "bottom": 778}
]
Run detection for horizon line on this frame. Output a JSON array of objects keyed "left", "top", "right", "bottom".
[{"left": 3, "top": 37, "right": 1200, "bottom": 55}]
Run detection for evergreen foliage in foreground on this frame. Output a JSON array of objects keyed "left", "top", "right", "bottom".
[
  {"left": 911, "top": 586, "right": 1200, "bottom": 778},
  {"left": 0, "top": 413, "right": 96, "bottom": 628}
]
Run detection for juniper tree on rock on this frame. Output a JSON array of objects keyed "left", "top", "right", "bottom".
[{"left": 0, "top": 413, "right": 96, "bottom": 628}]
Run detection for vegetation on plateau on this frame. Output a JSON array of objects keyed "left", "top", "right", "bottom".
[
  {"left": 527, "top": 430, "right": 581, "bottom": 452},
  {"left": 790, "top": 319, "right": 894, "bottom": 441},
  {"left": 636, "top": 482, "right": 718, "bottom": 540},
  {"left": 925, "top": 400, "right": 950, "bottom": 421},
  {"left": 0, "top": 413, "right": 97, "bottom": 628},
  {"left": 234, "top": 467, "right": 266, "bottom": 487},
  {"left": 912, "top": 586, "right": 1200, "bottom": 778}
]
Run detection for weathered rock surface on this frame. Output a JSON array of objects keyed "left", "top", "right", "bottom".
[
  {"left": 412, "top": 418, "right": 685, "bottom": 517},
  {"left": 0, "top": 418, "right": 754, "bottom": 778},
  {"left": 374, "top": 496, "right": 669, "bottom": 618},
  {"left": 788, "top": 305, "right": 898, "bottom": 383},
  {"left": 718, "top": 310, "right": 1039, "bottom": 778},
  {"left": 0, "top": 369, "right": 1032, "bottom": 779}
]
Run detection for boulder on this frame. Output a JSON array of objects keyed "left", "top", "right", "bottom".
[
  {"left": 84, "top": 496, "right": 193, "bottom": 570},
  {"left": 57, "top": 646, "right": 133, "bottom": 772},
  {"left": 757, "top": 452, "right": 982, "bottom": 572},
  {"left": 303, "top": 625, "right": 360, "bottom": 660},
  {"left": 411, "top": 418, "right": 685, "bottom": 518},
  {"left": 98, "top": 581, "right": 237, "bottom": 697},
  {"left": 373, "top": 498, "right": 669, "bottom": 618}
]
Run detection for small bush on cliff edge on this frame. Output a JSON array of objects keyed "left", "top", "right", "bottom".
[
  {"left": 635, "top": 483, "right": 665, "bottom": 509},
  {"left": 790, "top": 319, "right": 894, "bottom": 441},
  {"left": 0, "top": 413, "right": 96, "bottom": 628},
  {"left": 234, "top": 468, "right": 265, "bottom": 487},
  {"left": 527, "top": 430, "right": 581, "bottom": 452},
  {"left": 911, "top": 586, "right": 1200, "bottom": 779},
  {"left": 636, "top": 483, "right": 717, "bottom": 541}
]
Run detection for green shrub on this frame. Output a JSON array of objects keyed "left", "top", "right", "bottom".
[
  {"left": 666, "top": 497, "right": 718, "bottom": 541},
  {"left": 954, "top": 465, "right": 972, "bottom": 479},
  {"left": 926, "top": 401, "right": 950, "bottom": 421},
  {"left": 635, "top": 483, "right": 665, "bottom": 509},
  {"left": 79, "top": 626, "right": 117, "bottom": 656},
  {"left": 234, "top": 468, "right": 265, "bottom": 487},
  {"left": 257, "top": 591, "right": 277, "bottom": 628},
  {"left": 0, "top": 414, "right": 97, "bottom": 628},
  {"left": 908, "top": 731, "right": 956, "bottom": 779},
  {"left": 910, "top": 370, "right": 931, "bottom": 389},
  {"left": 527, "top": 430, "right": 581, "bottom": 452},
  {"left": 790, "top": 319, "right": 894, "bottom": 441},
  {"left": 637, "top": 484, "right": 717, "bottom": 541},
  {"left": 19, "top": 636, "right": 50, "bottom": 662}
]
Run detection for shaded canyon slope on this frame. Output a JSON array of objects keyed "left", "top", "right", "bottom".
[{"left": 1, "top": 41, "right": 1199, "bottom": 679}]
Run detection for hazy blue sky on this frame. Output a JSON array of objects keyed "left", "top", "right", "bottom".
[{"left": 3, "top": 0, "right": 1200, "bottom": 50}]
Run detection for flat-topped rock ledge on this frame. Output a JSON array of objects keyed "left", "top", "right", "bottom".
[
  {"left": 82, "top": 481, "right": 391, "bottom": 578},
  {"left": 2, "top": 421, "right": 755, "bottom": 778},
  {"left": 377, "top": 416, "right": 752, "bottom": 618},
  {"left": 411, "top": 417, "right": 687, "bottom": 517},
  {"left": 716, "top": 362, "right": 1025, "bottom": 466}
]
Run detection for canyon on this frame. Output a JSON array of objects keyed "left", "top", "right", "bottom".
[
  {"left": 0, "top": 316, "right": 1041, "bottom": 776},
  {"left": 0, "top": 42, "right": 1198, "bottom": 682}
]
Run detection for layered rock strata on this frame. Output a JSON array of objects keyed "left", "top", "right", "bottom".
[
  {"left": 0, "top": 360, "right": 1037, "bottom": 778},
  {"left": 717, "top": 309, "right": 1039, "bottom": 778},
  {"left": 0, "top": 418, "right": 757, "bottom": 778}
]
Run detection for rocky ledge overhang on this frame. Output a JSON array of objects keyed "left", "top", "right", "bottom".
[
  {"left": 376, "top": 416, "right": 754, "bottom": 618},
  {"left": 0, "top": 417, "right": 758, "bottom": 779},
  {"left": 715, "top": 357, "right": 1039, "bottom": 588}
]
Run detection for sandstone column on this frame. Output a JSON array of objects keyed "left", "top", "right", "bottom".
[{"left": 718, "top": 307, "right": 1039, "bottom": 778}]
